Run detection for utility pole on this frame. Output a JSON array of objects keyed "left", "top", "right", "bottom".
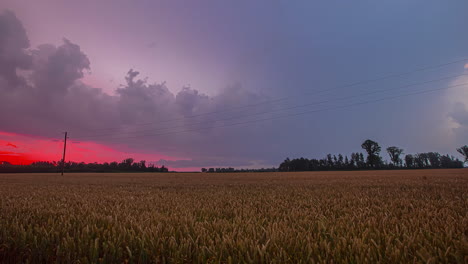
[{"left": 61, "top": 132, "right": 68, "bottom": 176}]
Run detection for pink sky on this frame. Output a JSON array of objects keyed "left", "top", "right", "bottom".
[
  {"left": 0, "top": 130, "right": 199, "bottom": 171},
  {"left": 1, "top": 2, "right": 467, "bottom": 170}
]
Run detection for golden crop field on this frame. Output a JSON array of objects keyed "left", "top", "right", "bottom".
[{"left": 0, "top": 169, "right": 467, "bottom": 263}]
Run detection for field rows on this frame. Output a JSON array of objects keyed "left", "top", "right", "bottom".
[{"left": 0, "top": 170, "right": 467, "bottom": 263}]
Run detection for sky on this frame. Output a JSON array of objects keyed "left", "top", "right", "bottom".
[{"left": 0, "top": 0, "right": 468, "bottom": 170}]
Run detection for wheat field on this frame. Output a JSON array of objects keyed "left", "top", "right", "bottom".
[{"left": 0, "top": 170, "right": 467, "bottom": 263}]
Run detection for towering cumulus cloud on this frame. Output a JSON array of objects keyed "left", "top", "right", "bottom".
[{"left": 0, "top": 10, "right": 276, "bottom": 168}]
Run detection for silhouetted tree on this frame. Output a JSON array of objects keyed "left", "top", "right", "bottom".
[
  {"left": 420, "top": 153, "right": 431, "bottom": 167},
  {"left": 405, "top": 154, "right": 414, "bottom": 168},
  {"left": 0, "top": 158, "right": 169, "bottom": 173},
  {"left": 427, "top": 152, "right": 441, "bottom": 168},
  {"left": 350, "top": 153, "right": 357, "bottom": 168},
  {"left": 414, "top": 153, "right": 425, "bottom": 168},
  {"left": 386, "top": 146, "right": 404, "bottom": 167},
  {"left": 457, "top": 145, "right": 468, "bottom": 164},
  {"left": 359, "top": 153, "right": 365, "bottom": 168},
  {"left": 279, "top": 158, "right": 291, "bottom": 171},
  {"left": 276, "top": 140, "right": 464, "bottom": 172},
  {"left": 326, "top": 154, "right": 333, "bottom": 169},
  {"left": 338, "top": 154, "right": 344, "bottom": 169},
  {"left": 361, "top": 140, "right": 382, "bottom": 168},
  {"left": 110, "top": 162, "right": 118, "bottom": 170},
  {"left": 440, "top": 155, "right": 464, "bottom": 168}
]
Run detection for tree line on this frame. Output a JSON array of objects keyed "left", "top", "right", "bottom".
[
  {"left": 279, "top": 140, "right": 468, "bottom": 172},
  {"left": 1, "top": 142, "right": 467, "bottom": 173},
  {"left": 0, "top": 158, "right": 169, "bottom": 173}
]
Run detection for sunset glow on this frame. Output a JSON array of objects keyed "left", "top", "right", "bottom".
[
  {"left": 1, "top": 2, "right": 467, "bottom": 263},
  {"left": 1, "top": 2, "right": 467, "bottom": 170},
  {"left": 0, "top": 130, "right": 182, "bottom": 168}
]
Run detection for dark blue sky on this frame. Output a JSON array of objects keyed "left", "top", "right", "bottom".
[{"left": 1, "top": 0, "right": 467, "bottom": 169}]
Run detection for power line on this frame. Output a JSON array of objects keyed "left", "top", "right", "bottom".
[
  {"left": 74, "top": 72, "right": 468, "bottom": 140},
  {"left": 76, "top": 56, "right": 468, "bottom": 133},
  {"left": 74, "top": 82, "right": 468, "bottom": 143}
]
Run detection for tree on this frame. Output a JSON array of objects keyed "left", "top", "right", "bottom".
[
  {"left": 310, "top": 159, "right": 320, "bottom": 171},
  {"left": 419, "top": 153, "right": 430, "bottom": 167},
  {"left": 326, "top": 154, "right": 333, "bottom": 169},
  {"left": 279, "top": 158, "right": 291, "bottom": 172},
  {"left": 349, "top": 154, "right": 356, "bottom": 168},
  {"left": 338, "top": 154, "right": 344, "bottom": 169},
  {"left": 121, "top": 158, "right": 134, "bottom": 170},
  {"left": 359, "top": 153, "right": 365, "bottom": 166},
  {"left": 353, "top": 153, "right": 366, "bottom": 169},
  {"left": 405, "top": 154, "right": 414, "bottom": 168},
  {"left": 361, "top": 140, "right": 382, "bottom": 168},
  {"left": 413, "top": 154, "right": 424, "bottom": 168},
  {"left": 427, "top": 152, "right": 441, "bottom": 168},
  {"left": 386, "top": 146, "right": 404, "bottom": 167},
  {"left": 110, "top": 162, "right": 118, "bottom": 169},
  {"left": 457, "top": 145, "right": 468, "bottom": 164},
  {"left": 440, "top": 155, "right": 463, "bottom": 168}
]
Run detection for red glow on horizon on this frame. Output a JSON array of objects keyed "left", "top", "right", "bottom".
[
  {"left": 0, "top": 151, "right": 38, "bottom": 165},
  {"left": 0, "top": 130, "right": 185, "bottom": 169}
]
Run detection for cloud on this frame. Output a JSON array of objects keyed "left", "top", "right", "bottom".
[
  {"left": 449, "top": 102, "right": 468, "bottom": 126},
  {"left": 116, "top": 69, "right": 176, "bottom": 125},
  {"left": 6, "top": 142, "right": 17, "bottom": 148},
  {"left": 0, "top": 139, "right": 18, "bottom": 149},
  {"left": 0, "top": 10, "right": 279, "bottom": 169},
  {"left": 0, "top": 10, "right": 32, "bottom": 87},
  {"left": 448, "top": 102, "right": 468, "bottom": 143},
  {"left": 31, "top": 39, "right": 90, "bottom": 94},
  {"left": 443, "top": 73, "right": 468, "bottom": 149},
  {"left": 465, "top": 63, "right": 468, "bottom": 69}
]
